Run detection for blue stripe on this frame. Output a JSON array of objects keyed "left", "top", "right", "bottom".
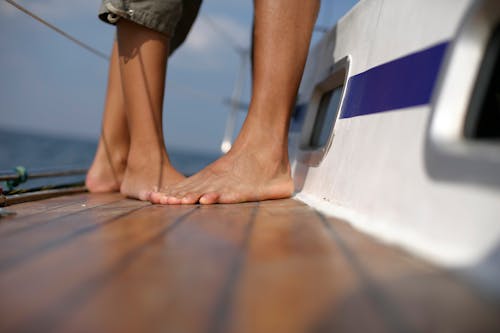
[{"left": 340, "top": 42, "right": 449, "bottom": 119}]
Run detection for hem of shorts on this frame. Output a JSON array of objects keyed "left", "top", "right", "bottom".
[{"left": 98, "top": 8, "right": 176, "bottom": 37}]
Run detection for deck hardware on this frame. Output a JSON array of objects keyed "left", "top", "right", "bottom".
[
  {"left": 0, "top": 208, "right": 16, "bottom": 217},
  {"left": 426, "top": 0, "right": 500, "bottom": 188},
  {"left": 0, "top": 167, "right": 87, "bottom": 192},
  {"left": 2, "top": 186, "right": 87, "bottom": 206}
]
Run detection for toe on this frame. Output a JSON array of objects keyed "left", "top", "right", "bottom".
[
  {"left": 167, "top": 196, "right": 182, "bottom": 205},
  {"left": 149, "top": 192, "right": 163, "bottom": 204},
  {"left": 181, "top": 193, "right": 201, "bottom": 204},
  {"left": 199, "top": 192, "right": 220, "bottom": 205}
]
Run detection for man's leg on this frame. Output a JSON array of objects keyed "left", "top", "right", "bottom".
[
  {"left": 151, "top": 0, "right": 320, "bottom": 204},
  {"left": 86, "top": 40, "right": 129, "bottom": 193},
  {"left": 117, "top": 19, "right": 184, "bottom": 200}
]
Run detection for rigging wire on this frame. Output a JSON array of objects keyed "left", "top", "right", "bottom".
[
  {"left": 199, "top": 14, "right": 249, "bottom": 55},
  {"left": 4, "top": 0, "right": 331, "bottom": 108},
  {"left": 3, "top": 0, "right": 228, "bottom": 105},
  {"left": 4, "top": 0, "right": 109, "bottom": 61}
]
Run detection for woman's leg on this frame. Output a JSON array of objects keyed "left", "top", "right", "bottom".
[
  {"left": 86, "top": 40, "right": 129, "bottom": 193},
  {"left": 151, "top": 0, "right": 320, "bottom": 204},
  {"left": 116, "top": 19, "right": 184, "bottom": 200}
]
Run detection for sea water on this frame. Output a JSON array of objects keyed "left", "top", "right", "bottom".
[{"left": 0, "top": 128, "right": 220, "bottom": 191}]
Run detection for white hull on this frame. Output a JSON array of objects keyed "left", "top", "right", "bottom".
[{"left": 293, "top": 0, "right": 500, "bottom": 292}]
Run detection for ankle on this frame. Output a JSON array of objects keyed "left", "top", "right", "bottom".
[
  {"left": 92, "top": 143, "right": 128, "bottom": 172},
  {"left": 126, "top": 145, "right": 171, "bottom": 170},
  {"left": 234, "top": 123, "right": 288, "bottom": 158}
]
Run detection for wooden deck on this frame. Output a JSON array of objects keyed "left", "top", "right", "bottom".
[{"left": 0, "top": 193, "right": 499, "bottom": 333}]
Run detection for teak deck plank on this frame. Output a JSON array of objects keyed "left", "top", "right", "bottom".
[
  {"left": 0, "top": 194, "right": 499, "bottom": 333},
  {"left": 0, "top": 198, "right": 147, "bottom": 272},
  {"left": 323, "top": 214, "right": 500, "bottom": 332},
  {"left": 0, "top": 196, "right": 149, "bottom": 332},
  {"left": 225, "top": 200, "right": 386, "bottom": 333},
  {"left": 55, "top": 204, "right": 256, "bottom": 333},
  {"left": 0, "top": 193, "right": 124, "bottom": 237}
]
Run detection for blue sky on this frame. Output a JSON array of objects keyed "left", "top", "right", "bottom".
[{"left": 0, "top": 0, "right": 358, "bottom": 155}]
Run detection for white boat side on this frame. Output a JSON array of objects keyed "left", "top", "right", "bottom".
[{"left": 292, "top": 0, "right": 500, "bottom": 291}]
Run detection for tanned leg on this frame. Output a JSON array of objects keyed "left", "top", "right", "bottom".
[
  {"left": 117, "top": 19, "right": 184, "bottom": 200},
  {"left": 86, "top": 40, "right": 129, "bottom": 193},
  {"left": 150, "top": 0, "right": 319, "bottom": 204}
]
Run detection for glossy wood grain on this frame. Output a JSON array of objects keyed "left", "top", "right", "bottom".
[{"left": 0, "top": 194, "right": 498, "bottom": 333}]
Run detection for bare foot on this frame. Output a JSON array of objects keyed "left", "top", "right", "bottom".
[
  {"left": 120, "top": 149, "right": 185, "bottom": 201},
  {"left": 86, "top": 140, "right": 128, "bottom": 193},
  {"left": 149, "top": 141, "right": 294, "bottom": 205}
]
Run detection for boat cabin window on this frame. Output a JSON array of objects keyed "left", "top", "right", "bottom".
[
  {"left": 465, "top": 24, "right": 500, "bottom": 140},
  {"left": 309, "top": 85, "right": 344, "bottom": 148},
  {"left": 298, "top": 57, "right": 350, "bottom": 166}
]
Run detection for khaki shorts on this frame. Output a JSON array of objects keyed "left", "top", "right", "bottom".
[{"left": 99, "top": 0, "right": 202, "bottom": 54}]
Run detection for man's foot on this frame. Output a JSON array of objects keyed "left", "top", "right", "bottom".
[
  {"left": 149, "top": 141, "right": 294, "bottom": 205},
  {"left": 120, "top": 150, "right": 185, "bottom": 201},
  {"left": 86, "top": 141, "right": 128, "bottom": 193}
]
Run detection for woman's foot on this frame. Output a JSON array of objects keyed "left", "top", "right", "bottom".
[
  {"left": 86, "top": 139, "right": 128, "bottom": 193},
  {"left": 86, "top": 40, "right": 129, "bottom": 193},
  {"left": 114, "top": 19, "right": 183, "bottom": 201},
  {"left": 120, "top": 149, "right": 185, "bottom": 201}
]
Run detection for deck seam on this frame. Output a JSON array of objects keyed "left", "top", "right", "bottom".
[
  {"left": 317, "top": 211, "right": 417, "bottom": 333},
  {"left": 0, "top": 203, "right": 149, "bottom": 273},
  {"left": 11, "top": 206, "right": 199, "bottom": 333},
  {"left": 206, "top": 203, "right": 259, "bottom": 333},
  {"left": 0, "top": 196, "right": 127, "bottom": 239},
  {"left": 1, "top": 194, "right": 90, "bottom": 220}
]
